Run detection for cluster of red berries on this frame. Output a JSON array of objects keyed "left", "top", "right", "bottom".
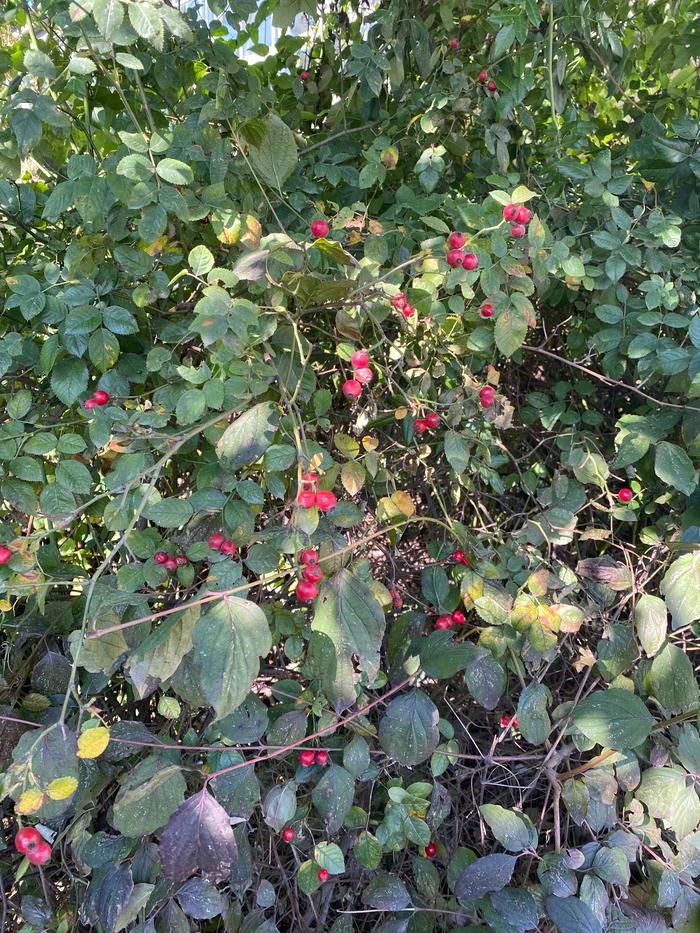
[
  {"left": 480, "top": 386, "right": 495, "bottom": 408},
  {"left": 446, "top": 231, "right": 478, "bottom": 270},
  {"left": 618, "top": 487, "right": 634, "bottom": 503},
  {"left": 502, "top": 203, "right": 532, "bottom": 239},
  {"left": 15, "top": 827, "right": 51, "bottom": 866},
  {"left": 297, "top": 548, "right": 324, "bottom": 602},
  {"left": 390, "top": 292, "right": 416, "bottom": 317},
  {"left": 413, "top": 412, "right": 440, "bottom": 435},
  {"left": 83, "top": 389, "right": 110, "bottom": 411},
  {"left": 0, "top": 544, "right": 12, "bottom": 565},
  {"left": 452, "top": 549, "right": 469, "bottom": 565},
  {"left": 478, "top": 69, "right": 497, "bottom": 93},
  {"left": 499, "top": 714, "right": 519, "bottom": 730},
  {"left": 297, "top": 472, "right": 337, "bottom": 512},
  {"left": 343, "top": 350, "right": 374, "bottom": 400},
  {"left": 154, "top": 550, "right": 189, "bottom": 572},
  {"left": 299, "top": 748, "right": 329, "bottom": 767},
  {"left": 208, "top": 531, "right": 238, "bottom": 557},
  {"left": 434, "top": 609, "right": 466, "bottom": 630},
  {"left": 310, "top": 218, "right": 330, "bottom": 238}
]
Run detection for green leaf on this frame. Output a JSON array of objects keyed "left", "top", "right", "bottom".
[
  {"left": 421, "top": 564, "right": 449, "bottom": 609},
  {"left": 444, "top": 431, "right": 470, "bottom": 474},
  {"left": 125, "top": 608, "right": 198, "bottom": 699},
  {"left": 156, "top": 158, "right": 194, "bottom": 185},
  {"left": 343, "top": 736, "right": 371, "bottom": 777},
  {"left": 572, "top": 688, "right": 654, "bottom": 750},
  {"left": 262, "top": 780, "right": 297, "bottom": 832},
  {"left": 495, "top": 307, "right": 528, "bottom": 357},
  {"left": 636, "top": 766, "right": 700, "bottom": 839},
  {"left": 660, "top": 552, "right": 700, "bottom": 630},
  {"left": 479, "top": 804, "right": 538, "bottom": 852},
  {"left": 110, "top": 756, "right": 186, "bottom": 837},
  {"left": 545, "top": 896, "right": 602, "bottom": 933},
  {"left": 5, "top": 724, "right": 79, "bottom": 820},
  {"left": 56, "top": 460, "right": 92, "bottom": 494},
  {"left": 465, "top": 652, "right": 506, "bottom": 711},
  {"left": 247, "top": 115, "right": 298, "bottom": 188},
  {"left": 216, "top": 402, "right": 279, "bottom": 470},
  {"left": 354, "top": 831, "right": 383, "bottom": 869},
  {"left": 378, "top": 689, "right": 439, "bottom": 766},
  {"left": 50, "top": 358, "right": 88, "bottom": 406},
  {"left": 143, "top": 497, "right": 193, "bottom": 528},
  {"left": 176, "top": 389, "right": 207, "bottom": 426},
  {"left": 362, "top": 873, "right": 411, "bottom": 910},
  {"left": 654, "top": 441, "right": 697, "bottom": 495},
  {"left": 454, "top": 854, "right": 517, "bottom": 900},
  {"left": 93, "top": 0, "right": 124, "bottom": 41},
  {"left": 649, "top": 642, "right": 699, "bottom": 714},
  {"left": 189, "top": 245, "right": 215, "bottom": 276},
  {"left": 24, "top": 50, "right": 57, "bottom": 79},
  {"left": 128, "top": 2, "right": 164, "bottom": 49},
  {"left": 314, "top": 842, "right": 345, "bottom": 874},
  {"left": 311, "top": 765, "right": 354, "bottom": 834},
  {"left": 297, "top": 859, "right": 323, "bottom": 895},
  {"left": 420, "top": 631, "right": 475, "bottom": 679},
  {"left": 634, "top": 594, "right": 667, "bottom": 657},
  {"left": 517, "top": 682, "right": 551, "bottom": 745}
]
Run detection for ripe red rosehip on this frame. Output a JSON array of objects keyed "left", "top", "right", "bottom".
[
  {"left": 317, "top": 868, "right": 329, "bottom": 882},
  {"left": 297, "top": 491, "right": 317, "bottom": 509},
  {"left": 93, "top": 390, "right": 110, "bottom": 405},
  {"left": 449, "top": 37, "right": 459, "bottom": 49},
  {"left": 299, "top": 749, "right": 315, "bottom": 767},
  {"left": 446, "top": 248, "right": 464, "bottom": 268},
  {"left": 391, "top": 293, "right": 407, "bottom": 309},
  {"left": 618, "top": 487, "right": 634, "bottom": 503},
  {"left": 300, "top": 70, "right": 309, "bottom": 81},
  {"left": 478, "top": 69, "right": 488, "bottom": 83},
  {"left": 0, "top": 545, "right": 12, "bottom": 565},
  {"left": 502, "top": 204, "right": 518, "bottom": 221},
  {"left": 487, "top": 79, "right": 497, "bottom": 92},
  {"left": 511, "top": 223, "right": 527, "bottom": 238},
  {"left": 351, "top": 349, "right": 370, "bottom": 369},
  {"left": 354, "top": 367, "right": 373, "bottom": 385},
  {"left": 164, "top": 557, "right": 179, "bottom": 571},
  {"left": 452, "top": 549, "right": 469, "bottom": 565},
  {"left": 15, "top": 827, "right": 42, "bottom": 854},
  {"left": 83, "top": 399, "right": 98, "bottom": 410},
  {"left": 310, "top": 219, "right": 329, "bottom": 238},
  {"left": 315, "top": 490, "right": 337, "bottom": 512},
  {"left": 514, "top": 206, "right": 531, "bottom": 225},
  {"left": 462, "top": 252, "right": 478, "bottom": 271},
  {"left": 175, "top": 555, "right": 188, "bottom": 567},
  {"left": 480, "top": 302, "right": 494, "bottom": 318},
  {"left": 26, "top": 840, "right": 52, "bottom": 866},
  {"left": 343, "top": 379, "right": 362, "bottom": 400},
  {"left": 448, "top": 231, "right": 466, "bottom": 249},
  {"left": 424, "top": 842, "right": 438, "bottom": 858},
  {"left": 413, "top": 419, "right": 427, "bottom": 434},
  {"left": 425, "top": 412, "right": 440, "bottom": 429},
  {"left": 303, "top": 565, "right": 324, "bottom": 583},
  {"left": 300, "top": 549, "right": 318, "bottom": 567},
  {"left": 282, "top": 827, "right": 296, "bottom": 842},
  {"left": 220, "top": 540, "right": 238, "bottom": 556},
  {"left": 154, "top": 551, "right": 168, "bottom": 565},
  {"left": 208, "top": 532, "right": 225, "bottom": 550},
  {"left": 314, "top": 750, "right": 329, "bottom": 766},
  {"left": 500, "top": 714, "right": 519, "bottom": 729},
  {"left": 451, "top": 610, "right": 466, "bottom": 624},
  {"left": 297, "top": 579, "right": 319, "bottom": 602},
  {"left": 402, "top": 304, "right": 416, "bottom": 317},
  {"left": 480, "top": 386, "right": 496, "bottom": 408},
  {"left": 302, "top": 471, "right": 318, "bottom": 489},
  {"left": 435, "top": 615, "right": 453, "bottom": 630}
]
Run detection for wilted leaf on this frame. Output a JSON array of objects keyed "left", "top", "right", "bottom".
[{"left": 160, "top": 789, "right": 238, "bottom": 882}]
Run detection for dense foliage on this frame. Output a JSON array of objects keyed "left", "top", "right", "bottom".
[{"left": 1, "top": 0, "right": 700, "bottom": 929}]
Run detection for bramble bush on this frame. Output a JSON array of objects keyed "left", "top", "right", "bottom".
[{"left": 1, "top": 0, "right": 700, "bottom": 929}]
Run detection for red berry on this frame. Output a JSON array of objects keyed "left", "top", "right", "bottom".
[
  {"left": 175, "top": 555, "right": 188, "bottom": 567},
  {"left": 446, "top": 248, "right": 464, "bottom": 268},
  {"left": 220, "top": 540, "right": 238, "bottom": 556},
  {"left": 297, "top": 491, "right": 317, "bottom": 509},
  {"left": 511, "top": 223, "right": 527, "bottom": 238},
  {"left": 318, "top": 868, "right": 329, "bottom": 883},
  {"left": 480, "top": 302, "right": 494, "bottom": 318},
  {"left": 354, "top": 367, "right": 373, "bottom": 385},
  {"left": 93, "top": 389, "right": 110, "bottom": 405},
  {"left": 435, "top": 615, "right": 453, "bottom": 630},
  {"left": 343, "top": 379, "right": 362, "bottom": 400},
  {"left": 514, "top": 206, "right": 531, "bottom": 225},
  {"left": 310, "top": 219, "right": 330, "bottom": 238},
  {"left": 303, "top": 565, "right": 324, "bottom": 583},
  {"left": 391, "top": 293, "right": 407, "bottom": 309},
  {"left": 299, "top": 749, "right": 315, "bottom": 767},
  {"left": 500, "top": 714, "right": 519, "bottom": 730},
  {"left": 487, "top": 79, "right": 497, "bottom": 92},
  {"left": 208, "top": 532, "right": 225, "bottom": 550},
  {"left": 452, "top": 549, "right": 467, "bottom": 564},
  {"left": 15, "top": 827, "right": 42, "bottom": 854},
  {"left": 413, "top": 419, "right": 427, "bottom": 434},
  {"left": 83, "top": 399, "right": 98, "bottom": 410},
  {"left": 297, "top": 579, "right": 319, "bottom": 603},
  {"left": 351, "top": 349, "right": 370, "bottom": 369},
  {"left": 164, "top": 557, "right": 178, "bottom": 571},
  {"left": 300, "top": 70, "right": 309, "bottom": 81},
  {"left": 282, "top": 827, "right": 296, "bottom": 842},
  {"left": 462, "top": 252, "right": 478, "bottom": 271},
  {"left": 425, "top": 412, "right": 440, "bottom": 429},
  {"left": 618, "top": 487, "right": 634, "bottom": 503},
  {"left": 448, "top": 231, "right": 466, "bottom": 249},
  {"left": 0, "top": 545, "right": 12, "bottom": 565},
  {"left": 502, "top": 204, "right": 518, "bottom": 221},
  {"left": 402, "top": 304, "right": 416, "bottom": 317},
  {"left": 26, "top": 840, "right": 51, "bottom": 866},
  {"left": 154, "top": 551, "right": 168, "bottom": 565},
  {"left": 315, "top": 490, "right": 337, "bottom": 512},
  {"left": 390, "top": 588, "right": 403, "bottom": 609},
  {"left": 451, "top": 610, "right": 466, "bottom": 624},
  {"left": 424, "top": 842, "right": 438, "bottom": 858},
  {"left": 478, "top": 69, "right": 488, "bottom": 84},
  {"left": 302, "top": 471, "right": 318, "bottom": 489},
  {"left": 300, "top": 549, "right": 318, "bottom": 567},
  {"left": 479, "top": 386, "right": 496, "bottom": 408},
  {"left": 314, "top": 750, "right": 329, "bottom": 766}
]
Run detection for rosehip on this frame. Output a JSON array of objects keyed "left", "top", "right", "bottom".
[
  {"left": 514, "top": 206, "right": 531, "bottom": 225},
  {"left": 310, "top": 219, "right": 329, "bottom": 238},
  {"left": 297, "top": 579, "right": 319, "bottom": 602},
  {"left": 447, "top": 248, "right": 464, "bottom": 268},
  {"left": 413, "top": 419, "right": 427, "bottom": 434},
  {"left": 449, "top": 37, "right": 459, "bottom": 49},
  {"left": 164, "top": 557, "right": 179, "bottom": 571},
  {"left": 354, "top": 367, "right": 373, "bottom": 385},
  {"left": 448, "top": 231, "right": 466, "bottom": 249},
  {"left": 314, "top": 750, "right": 329, "bottom": 766},
  {"left": 300, "top": 549, "right": 318, "bottom": 567},
  {"left": 487, "top": 79, "right": 497, "bottom": 92},
  {"left": 351, "top": 349, "right": 370, "bottom": 369},
  {"left": 462, "top": 252, "right": 478, "bottom": 270},
  {"left": 402, "top": 304, "right": 416, "bottom": 317},
  {"left": 424, "top": 841, "right": 438, "bottom": 858},
  {"left": 299, "top": 749, "right": 315, "bottom": 767},
  {"left": 435, "top": 615, "right": 453, "bottom": 630},
  {"left": 302, "top": 472, "right": 318, "bottom": 489},
  {"left": 93, "top": 390, "right": 110, "bottom": 405},
  {"left": 175, "top": 555, "right": 188, "bottom": 567},
  {"left": 282, "top": 827, "right": 296, "bottom": 842},
  {"left": 26, "top": 840, "right": 52, "bottom": 866},
  {"left": 297, "top": 491, "right": 317, "bottom": 509},
  {"left": 500, "top": 714, "right": 519, "bottom": 730},
  {"left": 208, "top": 532, "right": 225, "bottom": 550},
  {"left": 502, "top": 204, "right": 518, "bottom": 221},
  {"left": 511, "top": 223, "right": 527, "bottom": 238},
  {"left": 451, "top": 610, "right": 466, "bottom": 624},
  {"left": 478, "top": 69, "right": 488, "bottom": 84},
  {"left": 452, "top": 549, "right": 469, "bottom": 565},
  {"left": 154, "top": 551, "right": 168, "bottom": 565},
  {"left": 15, "top": 827, "right": 42, "bottom": 854},
  {"left": 318, "top": 868, "right": 329, "bottom": 882},
  {"left": 220, "top": 540, "right": 238, "bottom": 556},
  {"left": 303, "top": 565, "right": 324, "bottom": 583},
  {"left": 425, "top": 412, "right": 440, "bottom": 429},
  {"left": 315, "top": 490, "right": 337, "bottom": 512},
  {"left": 0, "top": 545, "right": 12, "bottom": 564},
  {"left": 391, "top": 293, "right": 407, "bottom": 309},
  {"left": 618, "top": 487, "right": 634, "bottom": 503},
  {"left": 479, "top": 386, "right": 496, "bottom": 407},
  {"left": 300, "top": 70, "right": 309, "bottom": 81},
  {"left": 83, "top": 399, "right": 98, "bottom": 410},
  {"left": 343, "top": 379, "right": 362, "bottom": 400},
  {"left": 480, "top": 302, "right": 494, "bottom": 318}
]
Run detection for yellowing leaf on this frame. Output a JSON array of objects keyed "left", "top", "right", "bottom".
[
  {"left": 391, "top": 491, "right": 415, "bottom": 516},
  {"left": 334, "top": 433, "right": 360, "bottom": 459},
  {"left": 362, "top": 436, "right": 379, "bottom": 451},
  {"left": 17, "top": 788, "right": 43, "bottom": 814},
  {"left": 341, "top": 460, "right": 365, "bottom": 496},
  {"left": 77, "top": 725, "right": 110, "bottom": 759},
  {"left": 46, "top": 776, "right": 79, "bottom": 800}
]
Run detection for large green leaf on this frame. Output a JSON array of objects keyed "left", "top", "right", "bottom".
[
  {"left": 571, "top": 688, "right": 654, "bottom": 750},
  {"left": 125, "top": 608, "right": 199, "bottom": 699},
  {"left": 110, "top": 756, "right": 186, "bottom": 837},
  {"left": 660, "top": 552, "right": 700, "bottom": 630},
  {"left": 311, "top": 765, "right": 355, "bottom": 833},
  {"left": 248, "top": 115, "right": 298, "bottom": 188},
  {"left": 479, "top": 804, "right": 538, "bottom": 852},
  {"left": 378, "top": 689, "right": 439, "bottom": 766},
  {"left": 654, "top": 441, "right": 697, "bottom": 496},
  {"left": 649, "top": 642, "right": 699, "bottom": 714},
  {"left": 215, "top": 402, "right": 279, "bottom": 470}
]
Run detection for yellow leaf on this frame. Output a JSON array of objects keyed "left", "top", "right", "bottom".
[
  {"left": 46, "top": 776, "right": 79, "bottom": 800},
  {"left": 77, "top": 726, "right": 110, "bottom": 759},
  {"left": 334, "top": 433, "right": 360, "bottom": 459},
  {"left": 16, "top": 788, "right": 43, "bottom": 814},
  {"left": 394, "top": 407, "right": 408, "bottom": 420},
  {"left": 362, "top": 436, "right": 378, "bottom": 451},
  {"left": 341, "top": 461, "right": 365, "bottom": 496}
]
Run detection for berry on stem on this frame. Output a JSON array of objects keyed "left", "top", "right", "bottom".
[
  {"left": 424, "top": 842, "right": 438, "bottom": 858},
  {"left": 315, "top": 490, "right": 337, "bottom": 512},
  {"left": 435, "top": 615, "right": 453, "bottom": 630},
  {"left": 297, "top": 491, "right": 317, "bottom": 509},
  {"left": 351, "top": 349, "right": 370, "bottom": 369},
  {"left": 391, "top": 293, "right": 407, "bottom": 309},
  {"left": 154, "top": 551, "right": 168, "bottom": 565},
  {"left": 500, "top": 714, "right": 519, "bottom": 730},
  {"left": 164, "top": 557, "right": 179, "bottom": 572},
  {"left": 480, "top": 386, "right": 496, "bottom": 408},
  {"left": 487, "top": 79, "right": 497, "bottom": 92},
  {"left": 449, "top": 37, "right": 459, "bottom": 49},
  {"left": 413, "top": 419, "right": 427, "bottom": 434},
  {"left": 300, "top": 549, "right": 318, "bottom": 567},
  {"left": 220, "top": 540, "right": 238, "bottom": 556},
  {"left": 354, "top": 367, "right": 373, "bottom": 385},
  {"left": 26, "top": 840, "right": 52, "bottom": 866},
  {"left": 462, "top": 252, "right": 478, "bottom": 270},
  {"left": 208, "top": 532, "right": 225, "bottom": 550},
  {"left": 0, "top": 545, "right": 12, "bottom": 565},
  {"left": 317, "top": 868, "right": 329, "bottom": 883},
  {"left": 299, "top": 749, "right": 315, "bottom": 767},
  {"left": 502, "top": 204, "right": 518, "bottom": 221},
  {"left": 300, "top": 70, "right": 309, "bottom": 81},
  {"left": 303, "top": 564, "right": 324, "bottom": 583},
  {"left": 451, "top": 610, "right": 466, "bottom": 624},
  {"left": 15, "top": 827, "right": 42, "bottom": 854},
  {"left": 480, "top": 302, "right": 494, "bottom": 318},
  {"left": 343, "top": 379, "right": 362, "bottom": 400},
  {"left": 511, "top": 223, "right": 527, "bottom": 238},
  {"left": 175, "top": 555, "right": 188, "bottom": 567},
  {"left": 514, "top": 206, "right": 531, "bottom": 225},
  {"left": 282, "top": 827, "right": 296, "bottom": 842},
  {"left": 452, "top": 549, "right": 469, "bottom": 565},
  {"left": 297, "top": 579, "right": 319, "bottom": 602},
  {"left": 302, "top": 472, "right": 318, "bottom": 490},
  {"left": 448, "top": 231, "right": 466, "bottom": 249},
  {"left": 425, "top": 412, "right": 440, "bottom": 429},
  {"left": 314, "top": 750, "right": 329, "bottom": 766},
  {"left": 93, "top": 389, "right": 110, "bottom": 405},
  {"left": 478, "top": 69, "right": 488, "bottom": 83},
  {"left": 618, "top": 487, "right": 634, "bottom": 503},
  {"left": 83, "top": 399, "right": 98, "bottom": 410},
  {"left": 446, "top": 248, "right": 464, "bottom": 268},
  {"left": 310, "top": 219, "right": 329, "bottom": 238},
  {"left": 402, "top": 304, "right": 416, "bottom": 317}
]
